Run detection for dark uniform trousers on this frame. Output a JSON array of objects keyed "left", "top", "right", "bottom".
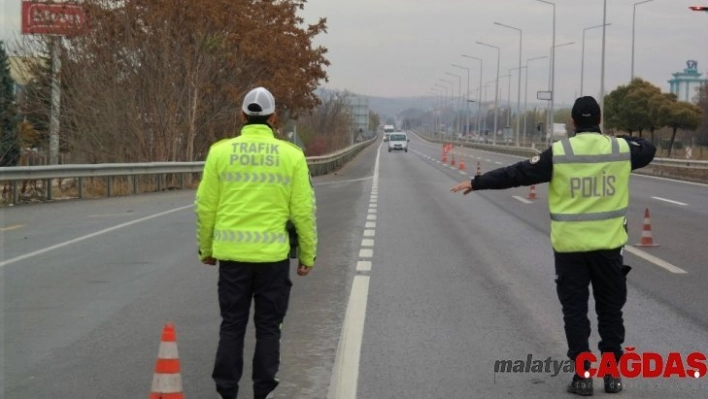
[
  {"left": 554, "top": 248, "right": 628, "bottom": 362},
  {"left": 212, "top": 259, "right": 292, "bottom": 399}
]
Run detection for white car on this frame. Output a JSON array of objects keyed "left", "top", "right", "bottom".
[{"left": 388, "top": 133, "right": 408, "bottom": 153}]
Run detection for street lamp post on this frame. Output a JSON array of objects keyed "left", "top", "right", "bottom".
[
  {"left": 632, "top": 0, "right": 655, "bottom": 80},
  {"left": 451, "top": 64, "right": 471, "bottom": 136},
  {"left": 524, "top": 56, "right": 548, "bottom": 146},
  {"left": 445, "top": 72, "right": 462, "bottom": 134},
  {"left": 536, "top": 0, "right": 556, "bottom": 146},
  {"left": 439, "top": 79, "right": 455, "bottom": 134},
  {"left": 600, "top": 0, "right": 608, "bottom": 132},
  {"left": 434, "top": 83, "right": 448, "bottom": 133},
  {"left": 548, "top": 41, "right": 574, "bottom": 145},
  {"left": 476, "top": 41, "right": 501, "bottom": 145},
  {"left": 501, "top": 73, "right": 512, "bottom": 130},
  {"left": 494, "top": 22, "right": 523, "bottom": 146},
  {"left": 581, "top": 23, "right": 611, "bottom": 96},
  {"left": 462, "top": 55, "right": 484, "bottom": 136}
]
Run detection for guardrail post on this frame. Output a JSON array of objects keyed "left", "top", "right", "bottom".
[
  {"left": 12, "top": 180, "right": 18, "bottom": 205},
  {"left": 46, "top": 179, "right": 52, "bottom": 201},
  {"left": 179, "top": 173, "right": 184, "bottom": 189},
  {"left": 106, "top": 176, "right": 112, "bottom": 197},
  {"left": 157, "top": 175, "right": 163, "bottom": 192},
  {"left": 78, "top": 177, "right": 83, "bottom": 199},
  {"left": 133, "top": 175, "right": 139, "bottom": 194}
]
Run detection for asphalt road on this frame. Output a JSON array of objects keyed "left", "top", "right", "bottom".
[{"left": 2, "top": 133, "right": 707, "bottom": 398}]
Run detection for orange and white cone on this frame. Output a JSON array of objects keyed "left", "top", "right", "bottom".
[
  {"left": 527, "top": 185, "right": 538, "bottom": 200},
  {"left": 475, "top": 162, "right": 481, "bottom": 177},
  {"left": 149, "top": 323, "right": 184, "bottom": 399},
  {"left": 636, "top": 208, "right": 659, "bottom": 247},
  {"left": 459, "top": 159, "right": 466, "bottom": 171},
  {"left": 451, "top": 154, "right": 456, "bottom": 167}
]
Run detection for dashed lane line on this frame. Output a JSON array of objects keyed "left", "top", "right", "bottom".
[
  {"left": 625, "top": 246, "right": 688, "bottom": 274},
  {"left": 328, "top": 141, "right": 382, "bottom": 399},
  {"left": 651, "top": 196, "right": 688, "bottom": 206},
  {"left": 512, "top": 196, "right": 533, "bottom": 204}
]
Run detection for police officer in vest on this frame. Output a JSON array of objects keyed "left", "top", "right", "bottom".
[
  {"left": 451, "top": 96, "right": 655, "bottom": 396},
  {"left": 195, "top": 87, "right": 318, "bottom": 399}
]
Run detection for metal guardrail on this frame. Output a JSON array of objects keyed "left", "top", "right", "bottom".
[
  {"left": 413, "top": 130, "right": 708, "bottom": 170},
  {"left": 0, "top": 136, "right": 377, "bottom": 205}
]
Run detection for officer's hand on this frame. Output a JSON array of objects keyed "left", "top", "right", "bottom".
[
  {"left": 297, "top": 264, "right": 313, "bottom": 276},
  {"left": 450, "top": 180, "right": 474, "bottom": 195},
  {"left": 201, "top": 256, "right": 217, "bottom": 266}
]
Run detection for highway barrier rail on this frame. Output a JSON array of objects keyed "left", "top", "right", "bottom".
[
  {"left": 0, "top": 137, "right": 377, "bottom": 205},
  {"left": 414, "top": 131, "right": 708, "bottom": 184}
]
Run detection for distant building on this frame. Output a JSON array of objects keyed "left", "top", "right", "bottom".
[
  {"left": 668, "top": 60, "right": 707, "bottom": 103},
  {"left": 345, "top": 95, "right": 370, "bottom": 136}
]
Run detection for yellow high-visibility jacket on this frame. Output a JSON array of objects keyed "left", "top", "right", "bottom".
[
  {"left": 195, "top": 124, "right": 317, "bottom": 266},
  {"left": 549, "top": 134, "right": 631, "bottom": 252}
]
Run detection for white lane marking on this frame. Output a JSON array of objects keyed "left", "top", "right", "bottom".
[
  {"left": 0, "top": 205, "right": 193, "bottom": 268},
  {"left": 1, "top": 224, "right": 24, "bottom": 232},
  {"left": 368, "top": 208, "right": 377, "bottom": 214},
  {"left": 366, "top": 214, "right": 377, "bottom": 220},
  {"left": 512, "top": 196, "right": 533, "bottom": 204},
  {"left": 625, "top": 246, "right": 688, "bottom": 274},
  {"left": 459, "top": 171, "right": 467, "bottom": 175},
  {"left": 314, "top": 176, "right": 373, "bottom": 186},
  {"left": 365, "top": 222, "right": 376, "bottom": 228},
  {"left": 651, "top": 196, "right": 688, "bottom": 206},
  {"left": 369, "top": 203, "right": 377, "bottom": 208},
  {"left": 356, "top": 261, "right": 372, "bottom": 272},
  {"left": 361, "top": 239, "right": 375, "bottom": 247},
  {"left": 328, "top": 142, "right": 382, "bottom": 399},
  {"left": 327, "top": 275, "right": 370, "bottom": 399},
  {"left": 363, "top": 229, "right": 375, "bottom": 237},
  {"left": 495, "top": 161, "right": 503, "bottom": 165}
]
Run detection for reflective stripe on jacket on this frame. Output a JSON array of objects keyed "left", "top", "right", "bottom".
[
  {"left": 549, "top": 133, "right": 631, "bottom": 252},
  {"left": 195, "top": 124, "right": 317, "bottom": 265}
]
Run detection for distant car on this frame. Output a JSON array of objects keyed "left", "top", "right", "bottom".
[{"left": 388, "top": 132, "right": 408, "bottom": 153}]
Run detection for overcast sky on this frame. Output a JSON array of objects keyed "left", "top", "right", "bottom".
[
  {"left": 298, "top": 0, "right": 708, "bottom": 105},
  {"left": 2, "top": 0, "right": 707, "bottom": 105}
]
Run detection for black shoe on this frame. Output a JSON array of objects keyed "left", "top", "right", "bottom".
[
  {"left": 604, "top": 375, "right": 623, "bottom": 393},
  {"left": 567, "top": 374, "right": 594, "bottom": 396}
]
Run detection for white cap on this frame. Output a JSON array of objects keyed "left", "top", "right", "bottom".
[{"left": 242, "top": 87, "right": 276, "bottom": 116}]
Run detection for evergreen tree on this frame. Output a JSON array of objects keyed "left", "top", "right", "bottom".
[{"left": 0, "top": 40, "right": 20, "bottom": 166}]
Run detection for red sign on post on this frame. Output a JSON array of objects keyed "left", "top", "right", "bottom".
[{"left": 21, "top": 1, "right": 87, "bottom": 35}]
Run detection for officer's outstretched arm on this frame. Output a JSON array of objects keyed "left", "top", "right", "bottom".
[
  {"left": 289, "top": 157, "right": 318, "bottom": 267},
  {"left": 195, "top": 148, "right": 220, "bottom": 261}
]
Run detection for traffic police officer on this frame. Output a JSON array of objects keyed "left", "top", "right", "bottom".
[
  {"left": 195, "top": 87, "right": 317, "bottom": 399},
  {"left": 451, "top": 96, "right": 655, "bottom": 396}
]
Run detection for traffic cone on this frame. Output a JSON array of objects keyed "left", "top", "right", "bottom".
[
  {"left": 475, "top": 162, "right": 481, "bottom": 176},
  {"left": 459, "top": 159, "right": 466, "bottom": 171},
  {"left": 149, "top": 323, "right": 184, "bottom": 399},
  {"left": 451, "top": 154, "right": 456, "bottom": 167},
  {"left": 442, "top": 153, "right": 448, "bottom": 163},
  {"left": 527, "top": 185, "right": 538, "bottom": 200},
  {"left": 636, "top": 208, "right": 659, "bottom": 247}
]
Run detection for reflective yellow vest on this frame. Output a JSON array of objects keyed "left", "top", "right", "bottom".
[
  {"left": 195, "top": 124, "right": 318, "bottom": 266},
  {"left": 549, "top": 133, "right": 631, "bottom": 253}
]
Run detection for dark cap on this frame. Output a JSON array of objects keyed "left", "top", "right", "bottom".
[{"left": 571, "top": 96, "right": 601, "bottom": 126}]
